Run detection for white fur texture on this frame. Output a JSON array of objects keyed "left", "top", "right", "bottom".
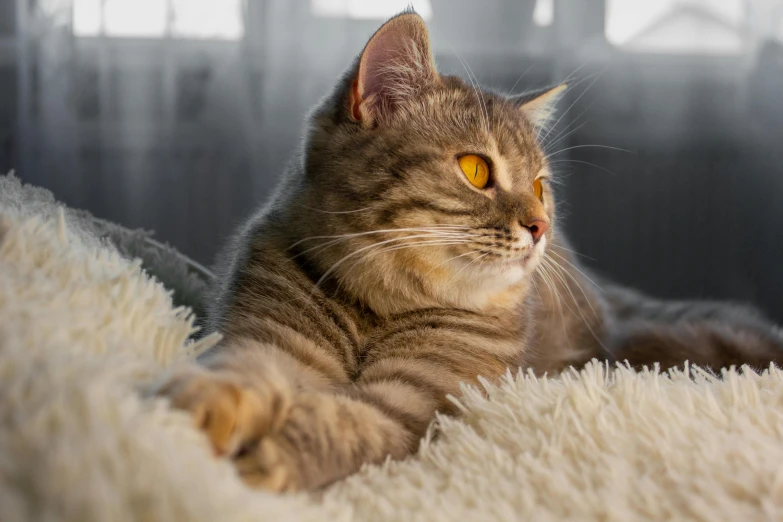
[{"left": 2, "top": 173, "right": 783, "bottom": 521}]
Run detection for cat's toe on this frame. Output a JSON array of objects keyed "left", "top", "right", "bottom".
[
  {"left": 156, "top": 370, "right": 268, "bottom": 457},
  {"left": 234, "top": 437, "right": 302, "bottom": 492}
]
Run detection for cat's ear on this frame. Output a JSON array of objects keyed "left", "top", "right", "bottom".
[
  {"left": 349, "top": 12, "right": 439, "bottom": 124},
  {"left": 514, "top": 84, "right": 567, "bottom": 130}
]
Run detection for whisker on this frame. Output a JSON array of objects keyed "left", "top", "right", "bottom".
[
  {"left": 543, "top": 121, "right": 586, "bottom": 155},
  {"left": 543, "top": 255, "right": 600, "bottom": 322},
  {"left": 291, "top": 233, "right": 469, "bottom": 260},
  {"left": 465, "top": 64, "right": 491, "bottom": 132},
  {"left": 542, "top": 256, "right": 610, "bottom": 354},
  {"left": 307, "top": 232, "right": 475, "bottom": 259},
  {"left": 288, "top": 225, "right": 473, "bottom": 252},
  {"left": 368, "top": 240, "right": 472, "bottom": 257},
  {"left": 295, "top": 230, "right": 478, "bottom": 257},
  {"left": 529, "top": 274, "right": 542, "bottom": 303},
  {"left": 548, "top": 159, "right": 619, "bottom": 177},
  {"left": 450, "top": 45, "right": 491, "bottom": 132},
  {"left": 335, "top": 239, "right": 475, "bottom": 292},
  {"left": 534, "top": 72, "right": 604, "bottom": 144},
  {"left": 536, "top": 263, "right": 570, "bottom": 344},
  {"left": 541, "top": 258, "right": 593, "bottom": 347},
  {"left": 423, "top": 250, "right": 479, "bottom": 277},
  {"left": 447, "top": 252, "right": 489, "bottom": 285},
  {"left": 542, "top": 96, "right": 600, "bottom": 152},
  {"left": 539, "top": 69, "right": 605, "bottom": 144},
  {"left": 547, "top": 249, "right": 604, "bottom": 292},
  {"left": 548, "top": 144, "right": 632, "bottom": 156},
  {"left": 312, "top": 235, "right": 474, "bottom": 293},
  {"left": 299, "top": 205, "right": 375, "bottom": 215},
  {"left": 549, "top": 243, "right": 595, "bottom": 261},
  {"left": 560, "top": 61, "right": 590, "bottom": 85},
  {"left": 508, "top": 63, "right": 534, "bottom": 94}
]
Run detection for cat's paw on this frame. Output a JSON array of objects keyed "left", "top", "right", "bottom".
[
  {"left": 234, "top": 437, "right": 303, "bottom": 492},
  {"left": 155, "top": 369, "right": 290, "bottom": 458}
]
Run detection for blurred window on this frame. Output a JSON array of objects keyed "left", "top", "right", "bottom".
[
  {"left": 311, "top": 0, "right": 433, "bottom": 20},
  {"left": 606, "top": 0, "right": 744, "bottom": 54},
  {"left": 72, "top": 0, "right": 244, "bottom": 39},
  {"left": 533, "top": 0, "right": 554, "bottom": 27}
]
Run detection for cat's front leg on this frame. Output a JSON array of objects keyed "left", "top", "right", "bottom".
[
  {"left": 155, "top": 367, "right": 289, "bottom": 458},
  {"left": 233, "top": 390, "right": 412, "bottom": 491},
  {"left": 153, "top": 359, "right": 304, "bottom": 491},
  {"left": 153, "top": 342, "right": 412, "bottom": 492}
]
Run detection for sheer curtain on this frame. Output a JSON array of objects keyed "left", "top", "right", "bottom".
[
  {"left": 16, "top": 0, "right": 262, "bottom": 263},
  {"left": 10, "top": 0, "right": 783, "bottom": 319}
]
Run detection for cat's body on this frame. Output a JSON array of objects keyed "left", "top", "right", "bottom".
[{"left": 158, "top": 12, "right": 783, "bottom": 492}]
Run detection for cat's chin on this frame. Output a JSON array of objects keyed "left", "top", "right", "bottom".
[
  {"left": 448, "top": 237, "right": 547, "bottom": 293},
  {"left": 484, "top": 257, "right": 540, "bottom": 287},
  {"left": 494, "top": 253, "right": 535, "bottom": 271}
]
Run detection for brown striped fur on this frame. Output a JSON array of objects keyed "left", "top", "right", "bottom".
[{"left": 155, "top": 11, "right": 783, "bottom": 492}]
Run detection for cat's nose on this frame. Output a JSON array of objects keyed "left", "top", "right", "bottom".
[{"left": 521, "top": 218, "right": 549, "bottom": 244}]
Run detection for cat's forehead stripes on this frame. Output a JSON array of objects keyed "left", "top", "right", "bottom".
[
  {"left": 490, "top": 105, "right": 544, "bottom": 174},
  {"left": 408, "top": 85, "right": 545, "bottom": 191},
  {"left": 443, "top": 86, "right": 544, "bottom": 186},
  {"left": 489, "top": 145, "right": 514, "bottom": 192}
]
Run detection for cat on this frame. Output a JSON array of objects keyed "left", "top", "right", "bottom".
[{"left": 155, "top": 11, "right": 783, "bottom": 492}]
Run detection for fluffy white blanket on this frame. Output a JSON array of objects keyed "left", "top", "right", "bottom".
[{"left": 2, "top": 173, "right": 783, "bottom": 521}]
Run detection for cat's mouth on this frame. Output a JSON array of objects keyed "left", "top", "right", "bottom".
[
  {"left": 492, "top": 252, "right": 534, "bottom": 270},
  {"left": 479, "top": 236, "right": 547, "bottom": 274}
]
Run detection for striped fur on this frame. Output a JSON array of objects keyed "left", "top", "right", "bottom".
[{"left": 156, "top": 12, "right": 783, "bottom": 492}]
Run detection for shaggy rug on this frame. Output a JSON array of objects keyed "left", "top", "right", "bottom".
[{"left": 2, "top": 172, "right": 783, "bottom": 521}]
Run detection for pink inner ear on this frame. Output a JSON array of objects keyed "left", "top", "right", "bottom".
[
  {"left": 360, "top": 35, "right": 401, "bottom": 103},
  {"left": 354, "top": 15, "right": 436, "bottom": 118}
]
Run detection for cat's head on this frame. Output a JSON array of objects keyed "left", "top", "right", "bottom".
[{"left": 293, "top": 11, "right": 565, "bottom": 314}]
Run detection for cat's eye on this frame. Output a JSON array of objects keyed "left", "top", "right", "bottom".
[
  {"left": 458, "top": 155, "right": 490, "bottom": 189},
  {"left": 533, "top": 178, "right": 544, "bottom": 200}
]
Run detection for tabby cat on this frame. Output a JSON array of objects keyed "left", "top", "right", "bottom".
[{"left": 157, "top": 11, "right": 783, "bottom": 492}]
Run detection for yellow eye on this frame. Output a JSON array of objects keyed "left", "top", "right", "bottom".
[
  {"left": 458, "top": 155, "right": 490, "bottom": 189},
  {"left": 533, "top": 178, "right": 544, "bottom": 200}
]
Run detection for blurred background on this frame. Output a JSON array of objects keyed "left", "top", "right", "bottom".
[{"left": 1, "top": 0, "right": 782, "bottom": 320}]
